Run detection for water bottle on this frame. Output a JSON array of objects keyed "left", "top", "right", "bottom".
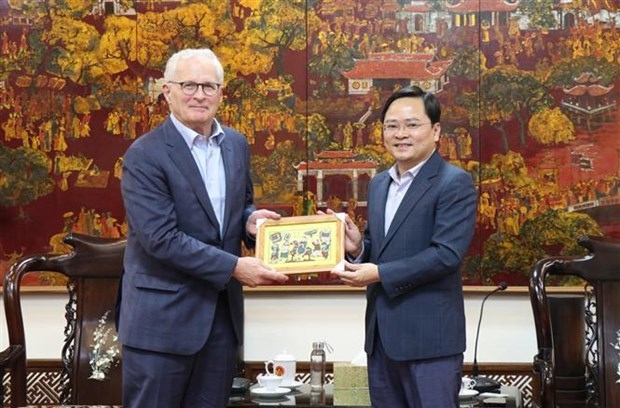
[{"left": 309, "top": 341, "right": 326, "bottom": 391}]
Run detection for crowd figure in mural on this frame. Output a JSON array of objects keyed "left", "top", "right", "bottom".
[
  {"left": 48, "top": 207, "right": 126, "bottom": 253},
  {"left": 218, "top": 83, "right": 299, "bottom": 149},
  {"left": 569, "top": 20, "right": 618, "bottom": 62},
  {"left": 1, "top": 84, "right": 89, "bottom": 150},
  {"left": 487, "top": 19, "right": 620, "bottom": 68},
  {"left": 69, "top": 207, "right": 124, "bottom": 238},
  {"left": 332, "top": 118, "right": 385, "bottom": 149},
  {"left": 0, "top": 29, "right": 28, "bottom": 60},
  {"left": 476, "top": 174, "right": 620, "bottom": 235},
  {"left": 438, "top": 128, "right": 474, "bottom": 161},
  {"left": 306, "top": 3, "right": 620, "bottom": 82}
]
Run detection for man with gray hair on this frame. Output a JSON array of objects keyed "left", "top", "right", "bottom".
[{"left": 117, "top": 48, "right": 288, "bottom": 407}]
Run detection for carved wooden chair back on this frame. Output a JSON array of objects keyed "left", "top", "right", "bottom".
[
  {"left": 530, "top": 235, "right": 620, "bottom": 408},
  {"left": 1, "top": 233, "right": 125, "bottom": 407}
]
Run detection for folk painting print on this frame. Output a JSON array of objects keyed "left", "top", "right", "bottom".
[
  {"left": 255, "top": 214, "right": 345, "bottom": 274},
  {"left": 0, "top": 0, "right": 618, "bottom": 289}
]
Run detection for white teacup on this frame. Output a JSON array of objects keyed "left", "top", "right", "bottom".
[
  {"left": 257, "top": 373, "right": 283, "bottom": 391},
  {"left": 265, "top": 351, "right": 297, "bottom": 386},
  {"left": 461, "top": 377, "right": 476, "bottom": 390}
]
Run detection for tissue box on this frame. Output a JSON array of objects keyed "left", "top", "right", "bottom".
[{"left": 333, "top": 362, "right": 371, "bottom": 405}]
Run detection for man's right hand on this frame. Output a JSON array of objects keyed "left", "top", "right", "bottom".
[
  {"left": 232, "top": 256, "right": 289, "bottom": 287},
  {"left": 321, "top": 209, "right": 362, "bottom": 258}
]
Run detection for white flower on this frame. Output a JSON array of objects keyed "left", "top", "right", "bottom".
[
  {"left": 89, "top": 310, "right": 120, "bottom": 381},
  {"left": 611, "top": 330, "right": 620, "bottom": 384}
]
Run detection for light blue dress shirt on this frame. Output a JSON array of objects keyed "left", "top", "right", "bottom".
[
  {"left": 385, "top": 159, "right": 425, "bottom": 234},
  {"left": 170, "top": 113, "right": 226, "bottom": 234},
  {"left": 349, "top": 151, "right": 434, "bottom": 262}
]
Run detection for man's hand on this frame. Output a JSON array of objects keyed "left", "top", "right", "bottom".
[
  {"left": 331, "top": 261, "right": 379, "bottom": 287},
  {"left": 320, "top": 209, "right": 362, "bottom": 258},
  {"left": 246, "top": 209, "right": 281, "bottom": 237},
  {"left": 232, "top": 256, "right": 289, "bottom": 287}
]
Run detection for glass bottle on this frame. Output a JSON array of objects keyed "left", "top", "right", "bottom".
[{"left": 309, "top": 341, "right": 326, "bottom": 392}]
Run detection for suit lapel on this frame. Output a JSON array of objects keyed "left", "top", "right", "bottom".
[
  {"left": 370, "top": 172, "right": 390, "bottom": 243},
  {"left": 163, "top": 119, "right": 220, "bottom": 230},
  {"left": 379, "top": 152, "right": 442, "bottom": 256},
  {"left": 220, "top": 130, "right": 240, "bottom": 238}
]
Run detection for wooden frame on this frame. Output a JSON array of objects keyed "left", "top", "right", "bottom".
[{"left": 255, "top": 214, "right": 345, "bottom": 275}]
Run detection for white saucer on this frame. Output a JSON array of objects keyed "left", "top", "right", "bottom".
[
  {"left": 251, "top": 386, "right": 291, "bottom": 398},
  {"left": 280, "top": 380, "right": 303, "bottom": 389},
  {"left": 458, "top": 389, "right": 479, "bottom": 400}
]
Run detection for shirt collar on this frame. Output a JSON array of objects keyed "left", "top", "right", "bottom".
[
  {"left": 388, "top": 149, "right": 435, "bottom": 183},
  {"left": 170, "top": 113, "right": 226, "bottom": 149}
]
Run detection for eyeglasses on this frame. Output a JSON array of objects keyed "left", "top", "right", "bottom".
[
  {"left": 382, "top": 122, "right": 432, "bottom": 134},
  {"left": 168, "top": 81, "right": 221, "bottom": 96}
]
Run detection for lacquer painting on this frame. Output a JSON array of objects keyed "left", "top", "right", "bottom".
[{"left": 0, "top": 0, "right": 618, "bottom": 288}]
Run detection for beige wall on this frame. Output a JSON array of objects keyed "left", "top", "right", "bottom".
[{"left": 1, "top": 290, "right": 536, "bottom": 364}]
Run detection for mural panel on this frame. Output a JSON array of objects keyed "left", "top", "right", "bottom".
[{"left": 0, "top": 0, "right": 618, "bottom": 287}]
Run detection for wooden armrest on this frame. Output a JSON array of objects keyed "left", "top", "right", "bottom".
[{"left": 0, "top": 344, "right": 24, "bottom": 368}]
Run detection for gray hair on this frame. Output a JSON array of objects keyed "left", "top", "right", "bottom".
[{"left": 163, "top": 48, "right": 224, "bottom": 83}]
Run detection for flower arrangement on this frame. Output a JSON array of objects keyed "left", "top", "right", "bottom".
[
  {"left": 89, "top": 310, "right": 120, "bottom": 380},
  {"left": 611, "top": 329, "right": 620, "bottom": 384}
]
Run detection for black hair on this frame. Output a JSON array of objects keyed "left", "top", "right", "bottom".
[{"left": 379, "top": 85, "right": 441, "bottom": 124}]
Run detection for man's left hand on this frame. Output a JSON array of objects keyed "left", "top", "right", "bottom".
[
  {"left": 331, "top": 261, "right": 380, "bottom": 287},
  {"left": 246, "top": 209, "right": 281, "bottom": 237}
]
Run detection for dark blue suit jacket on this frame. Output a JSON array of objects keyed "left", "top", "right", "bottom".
[
  {"left": 362, "top": 151, "right": 478, "bottom": 361},
  {"left": 118, "top": 117, "right": 254, "bottom": 355}
]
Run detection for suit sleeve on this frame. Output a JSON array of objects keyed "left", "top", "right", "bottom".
[{"left": 379, "top": 170, "right": 478, "bottom": 297}]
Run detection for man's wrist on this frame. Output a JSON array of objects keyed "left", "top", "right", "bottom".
[{"left": 346, "top": 243, "right": 364, "bottom": 262}]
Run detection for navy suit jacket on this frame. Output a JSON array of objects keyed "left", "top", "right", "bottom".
[
  {"left": 118, "top": 117, "right": 254, "bottom": 355},
  {"left": 361, "top": 151, "right": 477, "bottom": 361}
]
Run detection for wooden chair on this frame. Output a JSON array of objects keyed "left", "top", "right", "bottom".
[
  {"left": 529, "top": 235, "right": 620, "bottom": 408},
  {"left": 1, "top": 233, "right": 126, "bottom": 407}
]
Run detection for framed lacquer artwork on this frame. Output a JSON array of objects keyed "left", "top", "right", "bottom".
[{"left": 256, "top": 214, "right": 346, "bottom": 274}]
